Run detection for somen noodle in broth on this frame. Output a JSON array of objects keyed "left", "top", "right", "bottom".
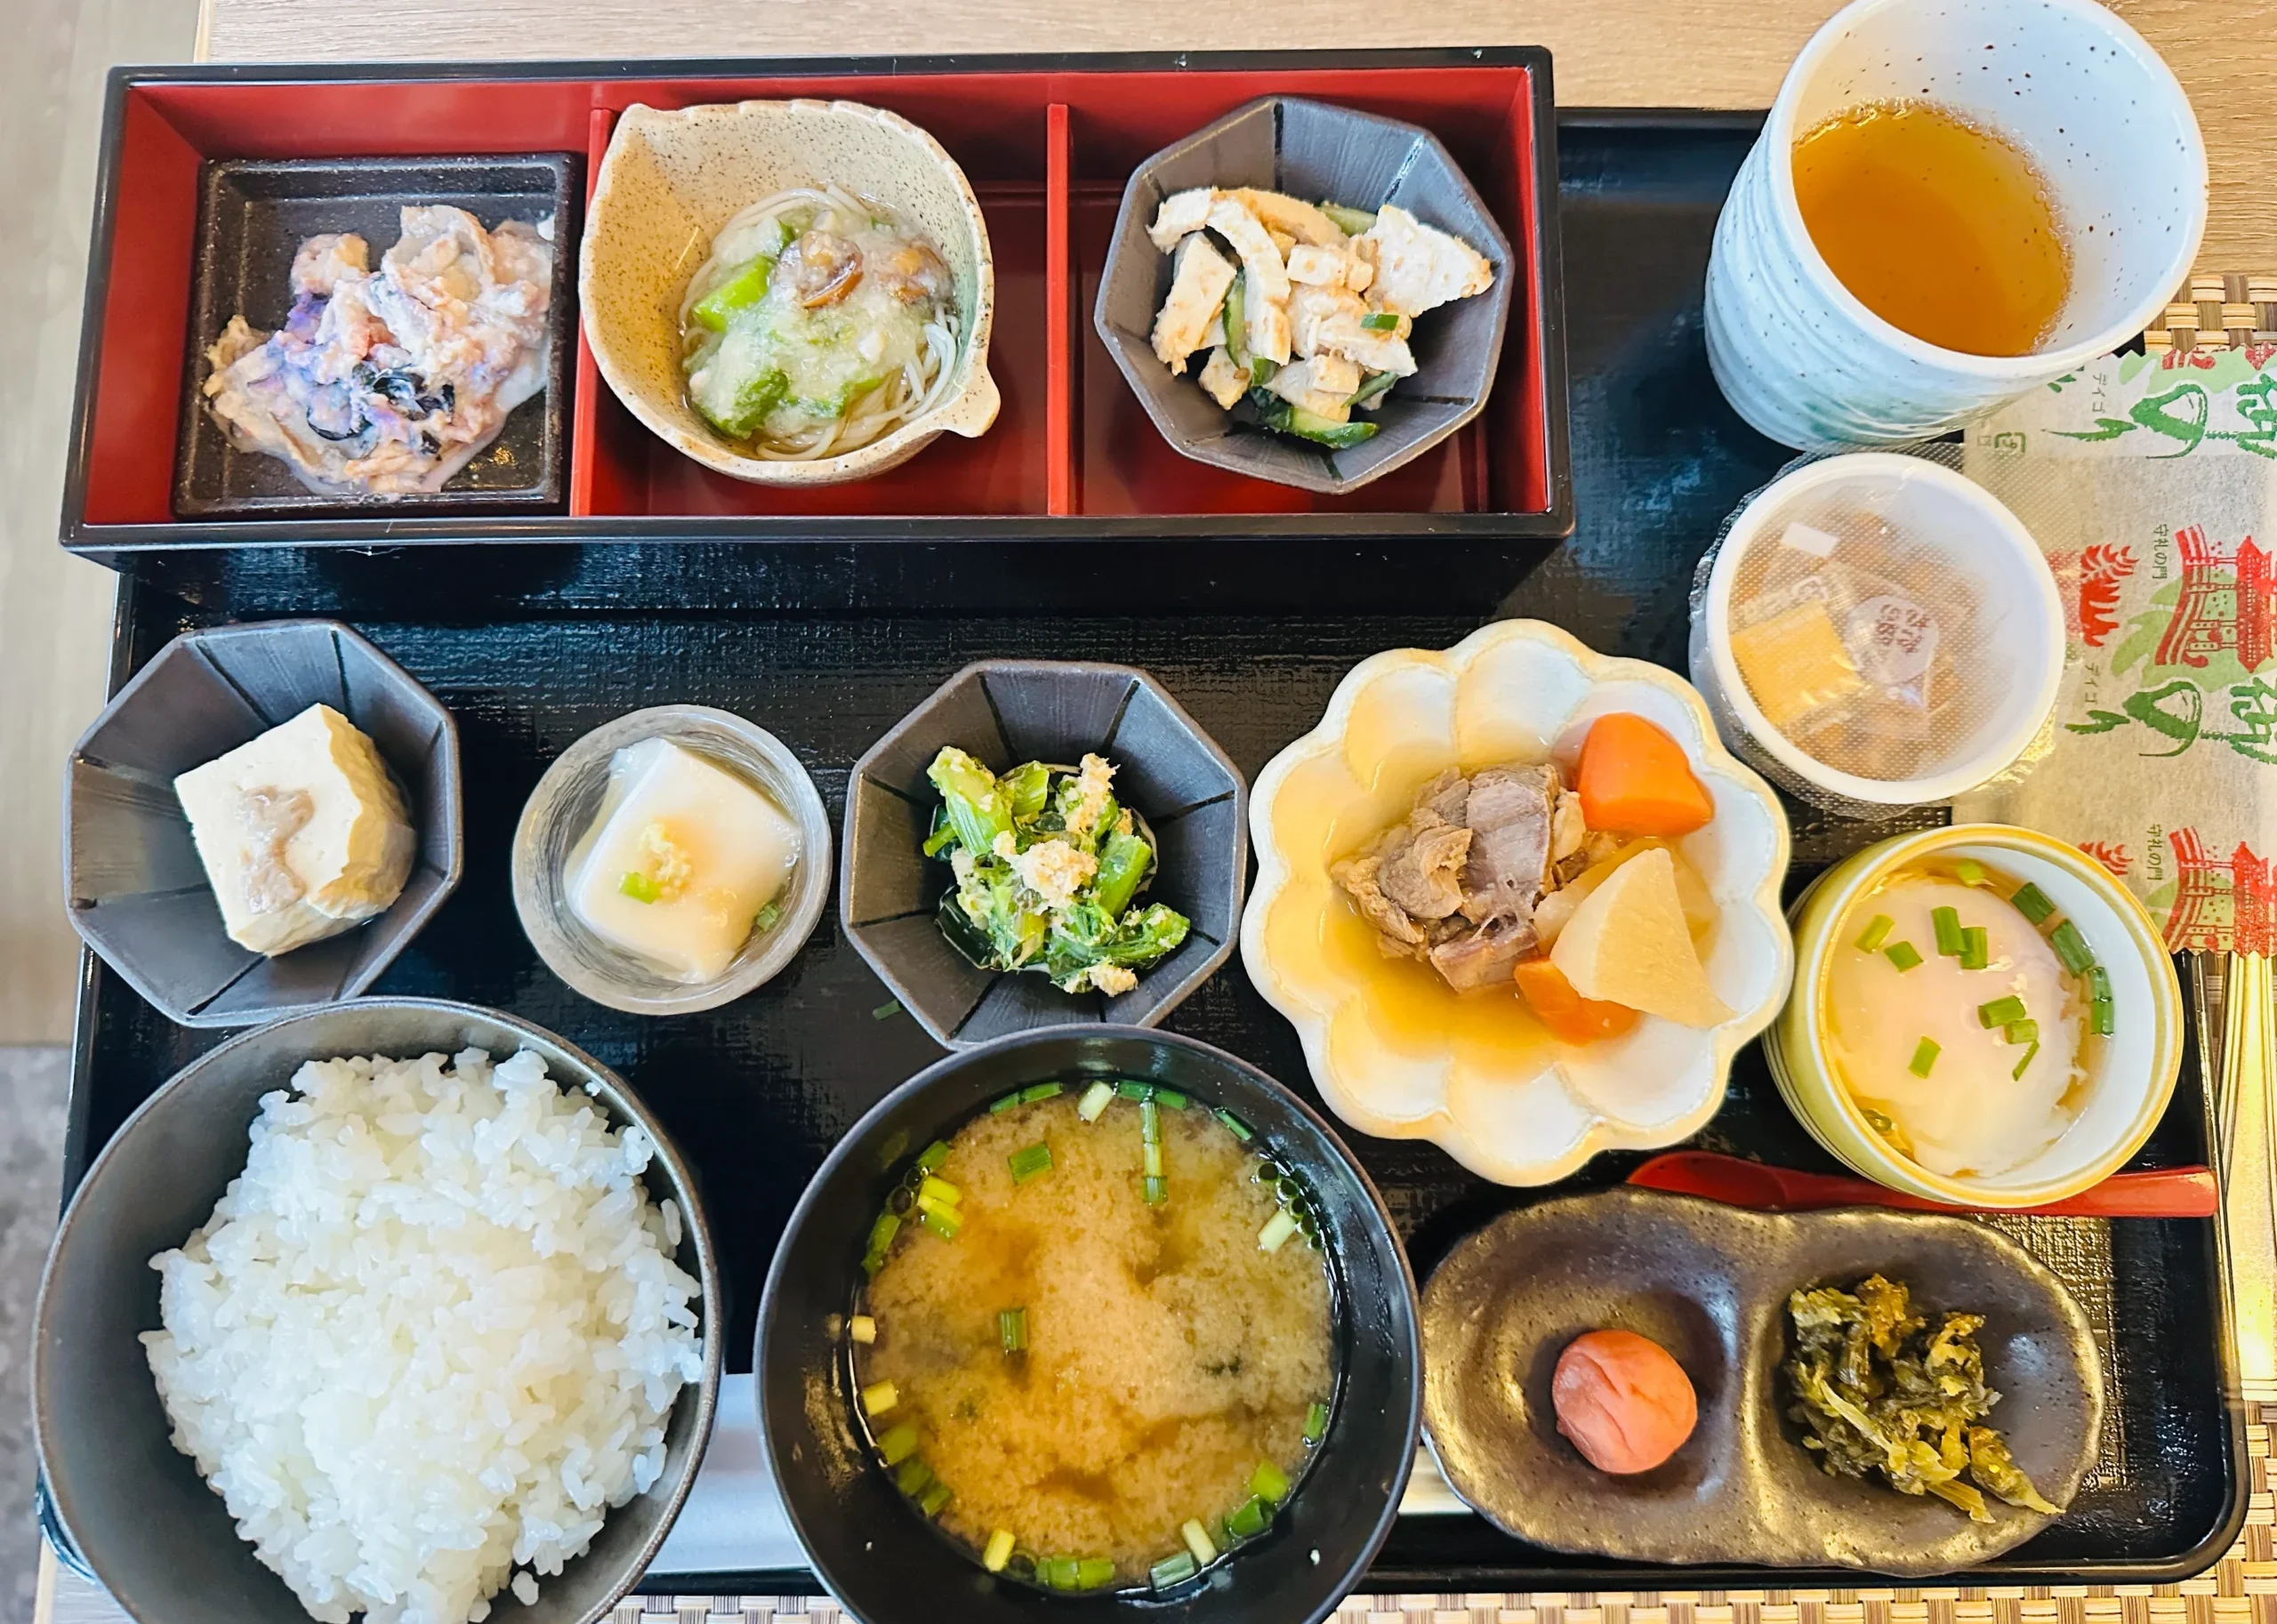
[{"left": 678, "top": 183, "right": 959, "bottom": 461}]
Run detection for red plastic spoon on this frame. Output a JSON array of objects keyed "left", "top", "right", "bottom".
[{"left": 1626, "top": 1149, "right": 2218, "bottom": 1219}]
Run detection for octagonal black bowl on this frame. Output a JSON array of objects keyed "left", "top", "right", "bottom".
[
  {"left": 33, "top": 999, "right": 722, "bottom": 1624},
  {"left": 758, "top": 1025, "right": 1420, "bottom": 1624},
  {"left": 841, "top": 660, "right": 1245, "bottom": 1049},
  {"left": 1094, "top": 95, "right": 1514, "bottom": 495},
  {"left": 63, "top": 618, "right": 462, "bottom": 1026}
]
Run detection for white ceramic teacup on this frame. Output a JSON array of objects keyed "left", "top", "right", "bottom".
[{"left": 1704, "top": 0, "right": 2205, "bottom": 450}]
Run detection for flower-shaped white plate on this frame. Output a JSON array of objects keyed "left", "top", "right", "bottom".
[{"left": 1240, "top": 620, "right": 1795, "bottom": 1185}]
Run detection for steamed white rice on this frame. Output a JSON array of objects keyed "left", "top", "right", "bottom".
[{"left": 142, "top": 1048, "right": 705, "bottom": 1624}]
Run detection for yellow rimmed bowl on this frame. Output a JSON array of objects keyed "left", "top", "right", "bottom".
[{"left": 1767, "top": 824, "right": 2184, "bottom": 1208}]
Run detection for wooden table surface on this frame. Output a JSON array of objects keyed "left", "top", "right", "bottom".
[{"left": 192, "top": 0, "right": 2277, "bottom": 271}]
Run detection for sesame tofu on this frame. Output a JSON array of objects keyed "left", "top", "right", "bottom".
[
  {"left": 1242, "top": 266, "right": 1292, "bottom": 365},
  {"left": 1150, "top": 233, "right": 1236, "bottom": 374},
  {"left": 1197, "top": 346, "right": 1249, "bottom": 410},
  {"left": 1356, "top": 204, "right": 1495, "bottom": 317},
  {"left": 1147, "top": 188, "right": 1214, "bottom": 253},
  {"left": 1285, "top": 244, "right": 1348, "bottom": 287},
  {"left": 1227, "top": 188, "right": 1345, "bottom": 247},
  {"left": 1313, "top": 313, "right": 1419, "bottom": 377},
  {"left": 1267, "top": 358, "right": 1355, "bottom": 421},
  {"left": 1205, "top": 197, "right": 1290, "bottom": 306},
  {"left": 1287, "top": 280, "right": 1367, "bottom": 358}
]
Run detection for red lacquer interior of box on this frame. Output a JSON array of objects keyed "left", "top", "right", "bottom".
[{"left": 83, "top": 67, "right": 1548, "bottom": 527}]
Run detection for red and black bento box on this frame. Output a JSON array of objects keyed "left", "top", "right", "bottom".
[{"left": 59, "top": 50, "right": 1570, "bottom": 554}]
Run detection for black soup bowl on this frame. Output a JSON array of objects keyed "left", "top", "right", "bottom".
[{"left": 758, "top": 1025, "right": 1420, "bottom": 1624}]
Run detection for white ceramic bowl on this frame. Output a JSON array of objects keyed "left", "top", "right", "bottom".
[
  {"left": 1241, "top": 620, "right": 1795, "bottom": 1186},
  {"left": 580, "top": 99, "right": 999, "bottom": 486},
  {"left": 1689, "top": 453, "right": 2064, "bottom": 816},
  {"left": 1704, "top": 0, "right": 2206, "bottom": 449}
]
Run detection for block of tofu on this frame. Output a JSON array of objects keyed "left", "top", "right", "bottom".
[
  {"left": 1197, "top": 346, "right": 1249, "bottom": 409},
  {"left": 1242, "top": 266, "right": 1292, "bottom": 365},
  {"left": 1227, "top": 188, "right": 1345, "bottom": 247},
  {"left": 1356, "top": 204, "right": 1495, "bottom": 317},
  {"left": 173, "top": 703, "right": 415, "bottom": 957},
  {"left": 566, "top": 737, "right": 799, "bottom": 984},
  {"left": 1150, "top": 234, "right": 1236, "bottom": 374},
  {"left": 1287, "top": 281, "right": 1367, "bottom": 358},
  {"left": 1285, "top": 244, "right": 1349, "bottom": 287},
  {"left": 1267, "top": 358, "right": 1355, "bottom": 421},
  {"left": 1314, "top": 313, "right": 1419, "bottom": 377},
  {"left": 1205, "top": 197, "right": 1290, "bottom": 306},
  {"left": 1147, "top": 187, "right": 1213, "bottom": 253}
]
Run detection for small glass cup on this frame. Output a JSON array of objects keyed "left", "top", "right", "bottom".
[{"left": 512, "top": 704, "right": 832, "bottom": 1015}]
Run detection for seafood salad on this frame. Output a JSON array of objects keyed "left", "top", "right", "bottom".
[
  {"left": 202, "top": 205, "right": 554, "bottom": 497},
  {"left": 1146, "top": 187, "right": 1493, "bottom": 449}
]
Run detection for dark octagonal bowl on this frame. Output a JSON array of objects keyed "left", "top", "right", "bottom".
[
  {"left": 840, "top": 660, "right": 1245, "bottom": 1049},
  {"left": 758, "top": 1025, "right": 1421, "bottom": 1624},
  {"left": 63, "top": 618, "right": 463, "bottom": 1026},
  {"left": 33, "top": 999, "right": 723, "bottom": 1624},
  {"left": 1093, "top": 95, "right": 1515, "bottom": 495}
]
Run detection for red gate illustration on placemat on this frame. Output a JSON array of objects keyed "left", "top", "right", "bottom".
[
  {"left": 2166, "top": 826, "right": 2277, "bottom": 953},
  {"left": 2157, "top": 526, "right": 2277, "bottom": 670}
]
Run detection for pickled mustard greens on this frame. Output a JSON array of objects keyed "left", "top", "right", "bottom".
[
  {"left": 924, "top": 747, "right": 1189, "bottom": 997},
  {"left": 678, "top": 184, "right": 959, "bottom": 461},
  {"left": 1783, "top": 1274, "right": 2061, "bottom": 1524}
]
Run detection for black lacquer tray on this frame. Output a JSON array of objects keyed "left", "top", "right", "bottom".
[{"left": 59, "top": 112, "right": 2248, "bottom": 1594}]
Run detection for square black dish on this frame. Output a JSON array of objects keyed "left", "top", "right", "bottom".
[
  {"left": 172, "top": 154, "right": 579, "bottom": 519},
  {"left": 51, "top": 110, "right": 2246, "bottom": 1596}
]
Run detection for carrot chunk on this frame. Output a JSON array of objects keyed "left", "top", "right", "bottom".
[
  {"left": 1514, "top": 956, "right": 1639, "bottom": 1043},
  {"left": 1575, "top": 712, "right": 1713, "bottom": 837}
]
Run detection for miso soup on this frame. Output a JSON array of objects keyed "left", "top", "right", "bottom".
[{"left": 849, "top": 1083, "right": 1335, "bottom": 1592}]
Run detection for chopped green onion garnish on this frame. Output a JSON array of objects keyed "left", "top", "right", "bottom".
[
  {"left": 2088, "top": 965, "right": 2113, "bottom": 1001},
  {"left": 1977, "top": 995, "right": 2028, "bottom": 1029},
  {"left": 2050, "top": 920, "right": 2096, "bottom": 976},
  {"left": 2012, "top": 1041, "right": 2040, "bottom": 1081},
  {"left": 916, "top": 1139, "right": 952, "bottom": 1172},
  {"left": 1155, "top": 1089, "right": 1189, "bottom": 1110},
  {"left": 1959, "top": 924, "right": 1989, "bottom": 971},
  {"left": 918, "top": 1175, "right": 961, "bottom": 1207},
  {"left": 849, "top": 1314, "right": 876, "bottom": 1345},
  {"left": 1360, "top": 310, "right": 1401, "bottom": 331},
  {"left": 984, "top": 1529, "right": 1016, "bottom": 1573},
  {"left": 752, "top": 900, "right": 784, "bottom": 932},
  {"left": 918, "top": 1204, "right": 961, "bottom": 1241},
  {"left": 1074, "top": 1557, "right": 1115, "bottom": 1589},
  {"left": 1855, "top": 914, "right": 1895, "bottom": 953},
  {"left": 1215, "top": 1109, "right": 1254, "bottom": 1143},
  {"left": 2011, "top": 882, "right": 2056, "bottom": 924},
  {"left": 1863, "top": 1107, "right": 1895, "bottom": 1135},
  {"left": 1139, "top": 1097, "right": 1161, "bottom": 1144},
  {"left": 1143, "top": 1175, "right": 1168, "bottom": 1205},
  {"left": 2092, "top": 996, "right": 2115, "bottom": 1036},
  {"left": 1041, "top": 1556, "right": 1080, "bottom": 1590},
  {"left": 1956, "top": 859, "right": 1989, "bottom": 887},
  {"left": 1259, "top": 1209, "right": 1299, "bottom": 1252},
  {"left": 1077, "top": 1081, "right": 1114, "bottom": 1122},
  {"left": 1008, "top": 1142, "right": 1053, "bottom": 1183},
  {"left": 989, "top": 1092, "right": 1024, "bottom": 1113},
  {"left": 2004, "top": 1019, "right": 2039, "bottom": 1046},
  {"left": 1249, "top": 1459, "right": 1291, "bottom": 1502},
  {"left": 866, "top": 1211, "right": 901, "bottom": 1255},
  {"left": 1933, "top": 905, "right": 1965, "bottom": 957},
  {"left": 1021, "top": 1082, "right": 1064, "bottom": 1104},
  {"left": 876, "top": 1422, "right": 920, "bottom": 1466},
  {"left": 861, "top": 1380, "right": 899, "bottom": 1417},
  {"left": 1884, "top": 941, "right": 1923, "bottom": 971},
  {"left": 1909, "top": 1038, "right": 1940, "bottom": 1078},
  {"left": 1227, "top": 1496, "right": 1270, "bottom": 1538},
  {"left": 1151, "top": 1552, "right": 1199, "bottom": 1589},
  {"left": 872, "top": 999, "right": 901, "bottom": 1020},
  {"left": 1116, "top": 1081, "right": 1154, "bottom": 1101},
  {"left": 1303, "top": 1401, "right": 1330, "bottom": 1444},
  {"left": 894, "top": 1456, "right": 932, "bottom": 1495},
  {"left": 999, "top": 1306, "right": 1028, "bottom": 1353},
  {"left": 919, "top": 1479, "right": 953, "bottom": 1517},
  {"left": 1180, "top": 1518, "right": 1218, "bottom": 1564},
  {"left": 1142, "top": 1143, "right": 1163, "bottom": 1178},
  {"left": 619, "top": 871, "right": 662, "bottom": 904}
]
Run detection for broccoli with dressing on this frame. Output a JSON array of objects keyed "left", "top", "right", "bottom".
[
  {"left": 924, "top": 747, "right": 1189, "bottom": 995},
  {"left": 1144, "top": 186, "right": 1494, "bottom": 450}
]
